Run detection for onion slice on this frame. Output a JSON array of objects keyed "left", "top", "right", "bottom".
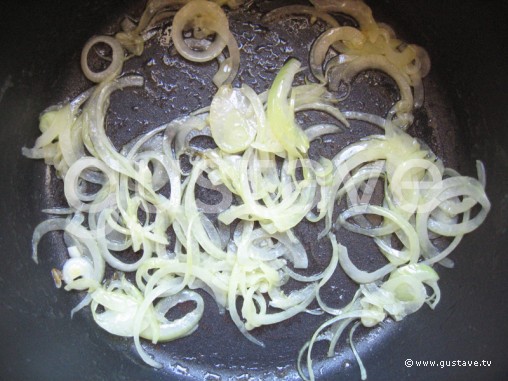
[{"left": 81, "top": 36, "right": 125, "bottom": 83}]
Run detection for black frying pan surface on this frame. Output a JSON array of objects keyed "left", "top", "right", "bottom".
[{"left": 0, "top": 1, "right": 507, "bottom": 380}]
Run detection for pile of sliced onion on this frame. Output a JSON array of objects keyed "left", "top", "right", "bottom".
[{"left": 23, "top": 0, "right": 490, "bottom": 379}]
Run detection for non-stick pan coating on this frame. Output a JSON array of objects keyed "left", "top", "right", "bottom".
[{"left": 0, "top": 1, "right": 507, "bottom": 380}]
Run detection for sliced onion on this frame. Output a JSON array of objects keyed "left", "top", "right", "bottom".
[
  {"left": 304, "top": 123, "right": 344, "bottom": 141},
  {"left": 263, "top": 5, "right": 340, "bottom": 28},
  {"left": 64, "top": 157, "right": 118, "bottom": 212},
  {"left": 310, "top": 26, "right": 366, "bottom": 82},
  {"left": 171, "top": 0, "right": 229, "bottom": 62},
  {"left": 310, "top": 0, "right": 379, "bottom": 41},
  {"left": 24, "top": 3, "right": 491, "bottom": 378},
  {"left": 81, "top": 36, "right": 124, "bottom": 83},
  {"left": 338, "top": 243, "right": 395, "bottom": 284}
]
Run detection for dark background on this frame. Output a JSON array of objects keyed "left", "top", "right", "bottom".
[{"left": 0, "top": 1, "right": 507, "bottom": 380}]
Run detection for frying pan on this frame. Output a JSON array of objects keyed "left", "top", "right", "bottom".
[{"left": 1, "top": 0, "right": 507, "bottom": 380}]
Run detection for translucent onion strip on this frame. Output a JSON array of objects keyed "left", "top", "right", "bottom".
[{"left": 81, "top": 36, "right": 125, "bottom": 83}]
